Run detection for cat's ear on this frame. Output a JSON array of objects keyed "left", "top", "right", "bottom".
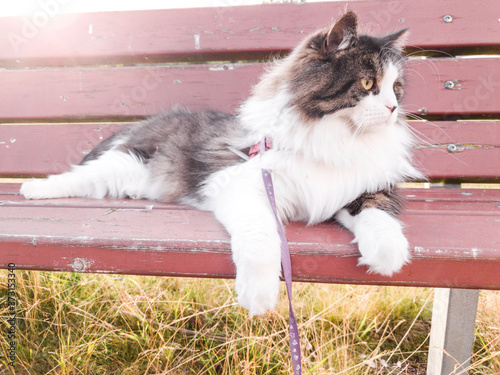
[
  {"left": 322, "top": 12, "right": 358, "bottom": 56},
  {"left": 382, "top": 28, "right": 409, "bottom": 52}
]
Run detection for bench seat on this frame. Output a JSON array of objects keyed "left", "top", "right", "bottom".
[{"left": 2, "top": 184, "right": 498, "bottom": 289}]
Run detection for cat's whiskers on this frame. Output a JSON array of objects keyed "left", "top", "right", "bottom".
[
  {"left": 401, "top": 114, "right": 470, "bottom": 168},
  {"left": 404, "top": 47, "right": 459, "bottom": 84},
  {"left": 404, "top": 68, "right": 427, "bottom": 86},
  {"left": 351, "top": 117, "right": 369, "bottom": 139},
  {"left": 406, "top": 113, "right": 454, "bottom": 142},
  {"left": 403, "top": 122, "right": 436, "bottom": 148},
  {"left": 405, "top": 47, "right": 455, "bottom": 59},
  {"left": 404, "top": 114, "right": 452, "bottom": 145}
]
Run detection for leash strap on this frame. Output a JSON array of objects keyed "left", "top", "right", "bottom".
[{"left": 259, "top": 138, "right": 302, "bottom": 375}]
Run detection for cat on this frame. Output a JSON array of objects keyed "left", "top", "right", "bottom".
[{"left": 21, "top": 12, "right": 423, "bottom": 316}]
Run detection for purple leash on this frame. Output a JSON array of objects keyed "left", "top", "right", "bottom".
[{"left": 259, "top": 138, "right": 302, "bottom": 375}]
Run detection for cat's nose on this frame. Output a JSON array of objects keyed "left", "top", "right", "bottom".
[{"left": 385, "top": 105, "right": 397, "bottom": 113}]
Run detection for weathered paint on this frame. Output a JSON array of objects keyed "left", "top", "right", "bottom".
[
  {"left": 0, "top": 58, "right": 499, "bottom": 122},
  {"left": 0, "top": 0, "right": 498, "bottom": 67},
  {"left": 1, "top": 187, "right": 499, "bottom": 289},
  {"left": 1, "top": 121, "right": 498, "bottom": 179}
]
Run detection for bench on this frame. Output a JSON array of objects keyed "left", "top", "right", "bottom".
[{"left": 1, "top": 1, "right": 499, "bottom": 374}]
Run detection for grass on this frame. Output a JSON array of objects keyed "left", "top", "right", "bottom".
[{"left": 0, "top": 271, "right": 499, "bottom": 374}]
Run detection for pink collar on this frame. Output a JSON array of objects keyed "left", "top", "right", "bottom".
[{"left": 248, "top": 137, "right": 273, "bottom": 159}]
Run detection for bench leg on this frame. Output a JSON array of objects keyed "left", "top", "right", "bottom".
[{"left": 427, "top": 288, "right": 480, "bottom": 375}]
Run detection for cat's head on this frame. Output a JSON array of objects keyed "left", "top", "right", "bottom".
[{"left": 285, "top": 12, "right": 408, "bottom": 131}]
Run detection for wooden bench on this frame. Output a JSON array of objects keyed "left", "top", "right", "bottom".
[{"left": 1, "top": 1, "right": 499, "bottom": 374}]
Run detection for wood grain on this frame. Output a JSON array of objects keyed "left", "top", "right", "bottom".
[
  {"left": 1, "top": 187, "right": 498, "bottom": 289},
  {"left": 2, "top": 121, "right": 498, "bottom": 179},
  {"left": 0, "top": 58, "right": 498, "bottom": 121},
  {"left": 0, "top": 0, "right": 498, "bottom": 67}
]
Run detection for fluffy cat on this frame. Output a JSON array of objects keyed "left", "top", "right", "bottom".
[{"left": 21, "top": 12, "right": 423, "bottom": 316}]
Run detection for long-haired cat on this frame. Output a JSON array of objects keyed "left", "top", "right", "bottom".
[{"left": 21, "top": 12, "right": 423, "bottom": 316}]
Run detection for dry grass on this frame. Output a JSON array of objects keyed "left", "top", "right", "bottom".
[{"left": 0, "top": 271, "right": 498, "bottom": 374}]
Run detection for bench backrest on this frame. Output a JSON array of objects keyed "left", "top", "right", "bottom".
[{"left": 1, "top": 0, "right": 499, "bottom": 181}]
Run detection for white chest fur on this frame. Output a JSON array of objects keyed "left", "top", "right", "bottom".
[{"left": 261, "top": 114, "right": 421, "bottom": 224}]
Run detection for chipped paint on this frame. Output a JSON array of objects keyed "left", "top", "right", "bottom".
[
  {"left": 467, "top": 248, "right": 482, "bottom": 259},
  {"left": 70, "top": 236, "right": 92, "bottom": 242},
  {"left": 88, "top": 24, "right": 93, "bottom": 34},
  {"left": 413, "top": 246, "right": 426, "bottom": 253},
  {"left": 416, "top": 143, "right": 498, "bottom": 152},
  {"left": 3, "top": 233, "right": 229, "bottom": 248},
  {"left": 194, "top": 34, "right": 201, "bottom": 50},
  {"left": 103, "top": 206, "right": 154, "bottom": 215},
  {"left": 209, "top": 65, "right": 234, "bottom": 71}
]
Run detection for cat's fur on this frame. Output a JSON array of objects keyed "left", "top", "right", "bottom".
[{"left": 21, "top": 13, "right": 423, "bottom": 316}]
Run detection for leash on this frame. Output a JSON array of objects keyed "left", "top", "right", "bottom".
[{"left": 258, "top": 138, "right": 302, "bottom": 375}]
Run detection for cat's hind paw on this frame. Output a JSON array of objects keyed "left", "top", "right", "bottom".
[{"left": 20, "top": 178, "right": 64, "bottom": 200}]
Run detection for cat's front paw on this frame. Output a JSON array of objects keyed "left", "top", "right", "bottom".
[
  {"left": 234, "top": 262, "right": 281, "bottom": 316},
  {"left": 352, "top": 208, "right": 410, "bottom": 276}
]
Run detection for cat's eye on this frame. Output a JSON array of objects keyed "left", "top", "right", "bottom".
[
  {"left": 393, "top": 81, "right": 403, "bottom": 91},
  {"left": 361, "top": 78, "right": 374, "bottom": 91}
]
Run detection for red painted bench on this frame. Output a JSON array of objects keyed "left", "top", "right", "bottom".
[{"left": 1, "top": 2, "right": 499, "bottom": 374}]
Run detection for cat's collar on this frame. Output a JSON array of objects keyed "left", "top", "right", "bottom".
[
  {"left": 248, "top": 138, "right": 273, "bottom": 159},
  {"left": 226, "top": 137, "right": 273, "bottom": 161}
]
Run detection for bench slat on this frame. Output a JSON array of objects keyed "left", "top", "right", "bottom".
[
  {"left": 1, "top": 0, "right": 498, "bottom": 68},
  {"left": 0, "top": 123, "right": 127, "bottom": 175},
  {"left": 0, "top": 58, "right": 498, "bottom": 122},
  {"left": 2, "top": 121, "right": 498, "bottom": 180},
  {"left": 2, "top": 185, "right": 499, "bottom": 215},
  {"left": 1, "top": 186, "right": 498, "bottom": 289},
  {"left": 2, "top": 185, "right": 499, "bottom": 211}
]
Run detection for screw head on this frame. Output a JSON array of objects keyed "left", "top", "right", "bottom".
[
  {"left": 443, "top": 15, "right": 453, "bottom": 23},
  {"left": 444, "top": 80, "right": 455, "bottom": 89},
  {"left": 72, "top": 258, "right": 86, "bottom": 271},
  {"left": 419, "top": 107, "right": 429, "bottom": 115}
]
